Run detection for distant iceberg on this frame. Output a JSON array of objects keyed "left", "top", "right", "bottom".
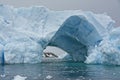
[{"left": 0, "top": 5, "right": 120, "bottom": 65}]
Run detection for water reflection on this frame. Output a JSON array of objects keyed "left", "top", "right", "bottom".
[
  {"left": 0, "top": 62, "right": 120, "bottom": 80},
  {"left": 57, "top": 62, "right": 88, "bottom": 79}
]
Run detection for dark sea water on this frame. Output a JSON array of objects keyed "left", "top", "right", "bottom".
[{"left": 0, "top": 62, "right": 120, "bottom": 80}]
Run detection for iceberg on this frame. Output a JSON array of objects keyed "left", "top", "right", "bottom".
[{"left": 0, "top": 5, "right": 118, "bottom": 65}]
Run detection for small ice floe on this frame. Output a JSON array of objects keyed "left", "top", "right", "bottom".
[
  {"left": 0, "top": 74, "right": 6, "bottom": 78},
  {"left": 46, "top": 75, "right": 53, "bottom": 79},
  {"left": 79, "top": 76, "right": 85, "bottom": 80},
  {"left": 13, "top": 75, "right": 27, "bottom": 80}
]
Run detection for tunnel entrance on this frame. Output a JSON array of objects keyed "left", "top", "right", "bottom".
[{"left": 42, "top": 46, "right": 72, "bottom": 62}]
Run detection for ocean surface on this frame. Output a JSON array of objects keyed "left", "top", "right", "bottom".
[{"left": 0, "top": 62, "right": 120, "bottom": 80}]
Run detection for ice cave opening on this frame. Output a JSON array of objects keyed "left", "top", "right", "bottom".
[{"left": 42, "top": 46, "right": 72, "bottom": 62}]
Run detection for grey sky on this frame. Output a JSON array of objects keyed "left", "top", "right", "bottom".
[{"left": 0, "top": 0, "right": 120, "bottom": 26}]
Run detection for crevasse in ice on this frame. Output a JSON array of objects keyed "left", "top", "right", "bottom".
[{"left": 0, "top": 5, "right": 119, "bottom": 65}]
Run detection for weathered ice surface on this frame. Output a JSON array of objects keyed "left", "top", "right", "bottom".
[
  {"left": 0, "top": 5, "right": 117, "bottom": 64},
  {"left": 49, "top": 16, "right": 101, "bottom": 61}
]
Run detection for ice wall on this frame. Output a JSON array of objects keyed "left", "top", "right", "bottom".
[
  {"left": 0, "top": 5, "right": 115, "bottom": 64},
  {"left": 86, "top": 27, "right": 120, "bottom": 65}
]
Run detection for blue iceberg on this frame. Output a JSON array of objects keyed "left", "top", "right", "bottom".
[{"left": 0, "top": 5, "right": 119, "bottom": 65}]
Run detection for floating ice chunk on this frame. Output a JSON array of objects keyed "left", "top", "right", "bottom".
[
  {"left": 0, "top": 74, "right": 6, "bottom": 78},
  {"left": 46, "top": 75, "right": 53, "bottom": 79},
  {"left": 13, "top": 75, "right": 27, "bottom": 80}
]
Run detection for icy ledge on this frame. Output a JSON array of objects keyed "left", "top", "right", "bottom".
[{"left": 1, "top": 5, "right": 119, "bottom": 65}]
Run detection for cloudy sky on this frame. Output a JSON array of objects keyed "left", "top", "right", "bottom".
[{"left": 0, "top": 0, "right": 120, "bottom": 26}]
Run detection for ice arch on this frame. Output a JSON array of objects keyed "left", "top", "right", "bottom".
[
  {"left": 45, "top": 15, "right": 102, "bottom": 62},
  {"left": 0, "top": 5, "right": 114, "bottom": 64}
]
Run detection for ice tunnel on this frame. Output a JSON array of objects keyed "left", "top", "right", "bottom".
[{"left": 47, "top": 15, "right": 102, "bottom": 62}]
